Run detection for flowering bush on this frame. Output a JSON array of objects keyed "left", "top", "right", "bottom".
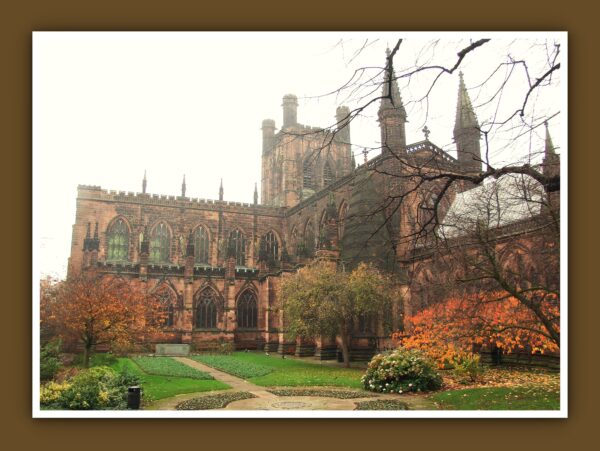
[
  {"left": 362, "top": 348, "right": 443, "bottom": 394},
  {"left": 40, "top": 366, "right": 140, "bottom": 410}
]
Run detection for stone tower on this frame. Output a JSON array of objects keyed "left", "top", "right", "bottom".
[
  {"left": 454, "top": 71, "right": 482, "bottom": 172},
  {"left": 260, "top": 94, "right": 354, "bottom": 208}
]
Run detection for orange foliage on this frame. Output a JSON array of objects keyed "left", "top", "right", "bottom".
[
  {"left": 393, "top": 290, "right": 559, "bottom": 367},
  {"left": 41, "top": 271, "right": 167, "bottom": 364}
]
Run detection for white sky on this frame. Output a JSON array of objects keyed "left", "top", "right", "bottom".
[{"left": 33, "top": 32, "right": 565, "bottom": 279}]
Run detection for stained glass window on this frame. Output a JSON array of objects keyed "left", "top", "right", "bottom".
[
  {"left": 237, "top": 291, "right": 257, "bottom": 329},
  {"left": 303, "top": 160, "right": 314, "bottom": 189},
  {"left": 196, "top": 289, "right": 217, "bottom": 329},
  {"left": 156, "top": 289, "right": 175, "bottom": 327},
  {"left": 150, "top": 223, "right": 170, "bottom": 263},
  {"left": 228, "top": 229, "right": 246, "bottom": 266},
  {"left": 194, "top": 226, "right": 210, "bottom": 264},
  {"left": 107, "top": 218, "right": 129, "bottom": 261},
  {"left": 263, "top": 231, "right": 279, "bottom": 261},
  {"left": 323, "top": 161, "right": 334, "bottom": 186}
]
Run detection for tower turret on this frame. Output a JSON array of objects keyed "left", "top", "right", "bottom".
[
  {"left": 181, "top": 174, "right": 186, "bottom": 197},
  {"left": 219, "top": 179, "right": 224, "bottom": 201},
  {"left": 261, "top": 119, "right": 276, "bottom": 154},
  {"left": 454, "top": 71, "right": 482, "bottom": 172},
  {"left": 335, "top": 106, "right": 351, "bottom": 144},
  {"left": 282, "top": 94, "right": 298, "bottom": 129},
  {"left": 142, "top": 170, "right": 147, "bottom": 194},
  {"left": 378, "top": 49, "right": 407, "bottom": 157}
]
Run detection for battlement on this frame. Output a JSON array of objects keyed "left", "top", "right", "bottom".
[{"left": 77, "top": 185, "right": 285, "bottom": 216}]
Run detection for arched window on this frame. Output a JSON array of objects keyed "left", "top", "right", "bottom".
[
  {"left": 156, "top": 288, "right": 175, "bottom": 327},
  {"left": 303, "top": 159, "right": 314, "bottom": 189},
  {"left": 150, "top": 223, "right": 171, "bottom": 263},
  {"left": 107, "top": 218, "right": 129, "bottom": 261},
  {"left": 237, "top": 291, "right": 257, "bottom": 329},
  {"left": 228, "top": 229, "right": 246, "bottom": 266},
  {"left": 196, "top": 289, "right": 218, "bottom": 329},
  {"left": 338, "top": 202, "right": 348, "bottom": 241},
  {"left": 304, "top": 221, "right": 315, "bottom": 256},
  {"left": 290, "top": 226, "right": 298, "bottom": 255},
  {"left": 194, "top": 226, "right": 210, "bottom": 264},
  {"left": 263, "top": 231, "right": 279, "bottom": 261},
  {"left": 323, "top": 161, "right": 334, "bottom": 186}
]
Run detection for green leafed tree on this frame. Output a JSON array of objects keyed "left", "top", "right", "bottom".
[{"left": 280, "top": 260, "right": 395, "bottom": 367}]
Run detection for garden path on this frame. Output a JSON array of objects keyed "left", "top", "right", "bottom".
[{"left": 147, "top": 357, "right": 436, "bottom": 411}]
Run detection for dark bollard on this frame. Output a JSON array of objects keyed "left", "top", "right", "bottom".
[{"left": 127, "top": 386, "right": 141, "bottom": 410}]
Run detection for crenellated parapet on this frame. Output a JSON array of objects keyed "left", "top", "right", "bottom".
[{"left": 76, "top": 185, "right": 285, "bottom": 217}]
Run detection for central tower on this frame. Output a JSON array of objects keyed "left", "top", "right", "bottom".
[{"left": 260, "top": 94, "right": 354, "bottom": 208}]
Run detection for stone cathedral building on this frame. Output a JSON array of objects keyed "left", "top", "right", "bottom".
[{"left": 68, "top": 63, "right": 560, "bottom": 359}]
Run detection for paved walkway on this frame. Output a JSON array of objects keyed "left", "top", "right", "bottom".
[{"left": 148, "top": 357, "right": 436, "bottom": 411}]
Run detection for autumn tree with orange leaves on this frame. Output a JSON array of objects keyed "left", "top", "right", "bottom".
[
  {"left": 41, "top": 271, "right": 166, "bottom": 368},
  {"left": 395, "top": 290, "right": 559, "bottom": 368}
]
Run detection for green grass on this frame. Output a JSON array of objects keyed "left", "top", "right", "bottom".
[
  {"left": 132, "top": 356, "right": 213, "bottom": 379},
  {"left": 192, "top": 354, "right": 273, "bottom": 378},
  {"left": 430, "top": 386, "right": 560, "bottom": 410},
  {"left": 86, "top": 355, "right": 229, "bottom": 402},
  {"left": 193, "top": 352, "right": 365, "bottom": 389}
]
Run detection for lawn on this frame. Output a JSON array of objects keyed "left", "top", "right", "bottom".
[
  {"left": 430, "top": 385, "right": 560, "bottom": 410},
  {"left": 192, "top": 352, "right": 365, "bottom": 389},
  {"left": 132, "top": 356, "right": 213, "bottom": 379},
  {"left": 86, "top": 354, "right": 229, "bottom": 402}
]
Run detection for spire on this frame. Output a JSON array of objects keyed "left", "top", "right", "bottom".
[
  {"left": 545, "top": 121, "right": 556, "bottom": 156},
  {"left": 454, "top": 71, "right": 479, "bottom": 132},
  {"left": 453, "top": 71, "right": 482, "bottom": 172},
  {"left": 219, "top": 178, "right": 224, "bottom": 201},
  {"left": 93, "top": 222, "right": 98, "bottom": 240},
  {"left": 378, "top": 48, "right": 407, "bottom": 157},
  {"left": 543, "top": 121, "right": 560, "bottom": 177},
  {"left": 379, "top": 49, "right": 406, "bottom": 118},
  {"left": 181, "top": 174, "right": 186, "bottom": 197},
  {"left": 142, "top": 170, "right": 147, "bottom": 194},
  {"left": 86, "top": 222, "right": 91, "bottom": 239},
  {"left": 253, "top": 182, "right": 258, "bottom": 205}
]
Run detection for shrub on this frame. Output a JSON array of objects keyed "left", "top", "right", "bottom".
[
  {"left": 40, "top": 339, "right": 62, "bottom": 381},
  {"left": 40, "top": 366, "right": 141, "bottom": 410},
  {"left": 362, "top": 348, "right": 443, "bottom": 394},
  {"left": 216, "top": 342, "right": 235, "bottom": 355},
  {"left": 451, "top": 352, "right": 484, "bottom": 383}
]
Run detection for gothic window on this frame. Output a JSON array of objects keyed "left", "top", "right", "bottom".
[
  {"left": 303, "top": 159, "right": 314, "bottom": 189},
  {"left": 290, "top": 226, "right": 298, "bottom": 255},
  {"left": 194, "top": 226, "right": 210, "bottom": 264},
  {"left": 156, "top": 288, "right": 175, "bottom": 327},
  {"left": 338, "top": 202, "right": 348, "bottom": 241},
  {"left": 237, "top": 291, "right": 257, "bottom": 329},
  {"left": 228, "top": 229, "right": 246, "bottom": 266},
  {"left": 323, "top": 161, "right": 334, "bottom": 186},
  {"left": 196, "top": 289, "right": 218, "bottom": 329},
  {"left": 304, "top": 221, "right": 315, "bottom": 256},
  {"left": 263, "top": 231, "right": 279, "bottom": 261},
  {"left": 150, "top": 223, "right": 171, "bottom": 263},
  {"left": 107, "top": 218, "right": 129, "bottom": 261}
]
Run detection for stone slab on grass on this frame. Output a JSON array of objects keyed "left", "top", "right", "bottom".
[{"left": 155, "top": 344, "right": 190, "bottom": 356}]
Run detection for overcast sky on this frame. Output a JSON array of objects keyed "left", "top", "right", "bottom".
[{"left": 33, "top": 32, "right": 565, "bottom": 279}]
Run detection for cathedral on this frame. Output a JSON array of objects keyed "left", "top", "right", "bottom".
[{"left": 68, "top": 61, "right": 560, "bottom": 360}]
